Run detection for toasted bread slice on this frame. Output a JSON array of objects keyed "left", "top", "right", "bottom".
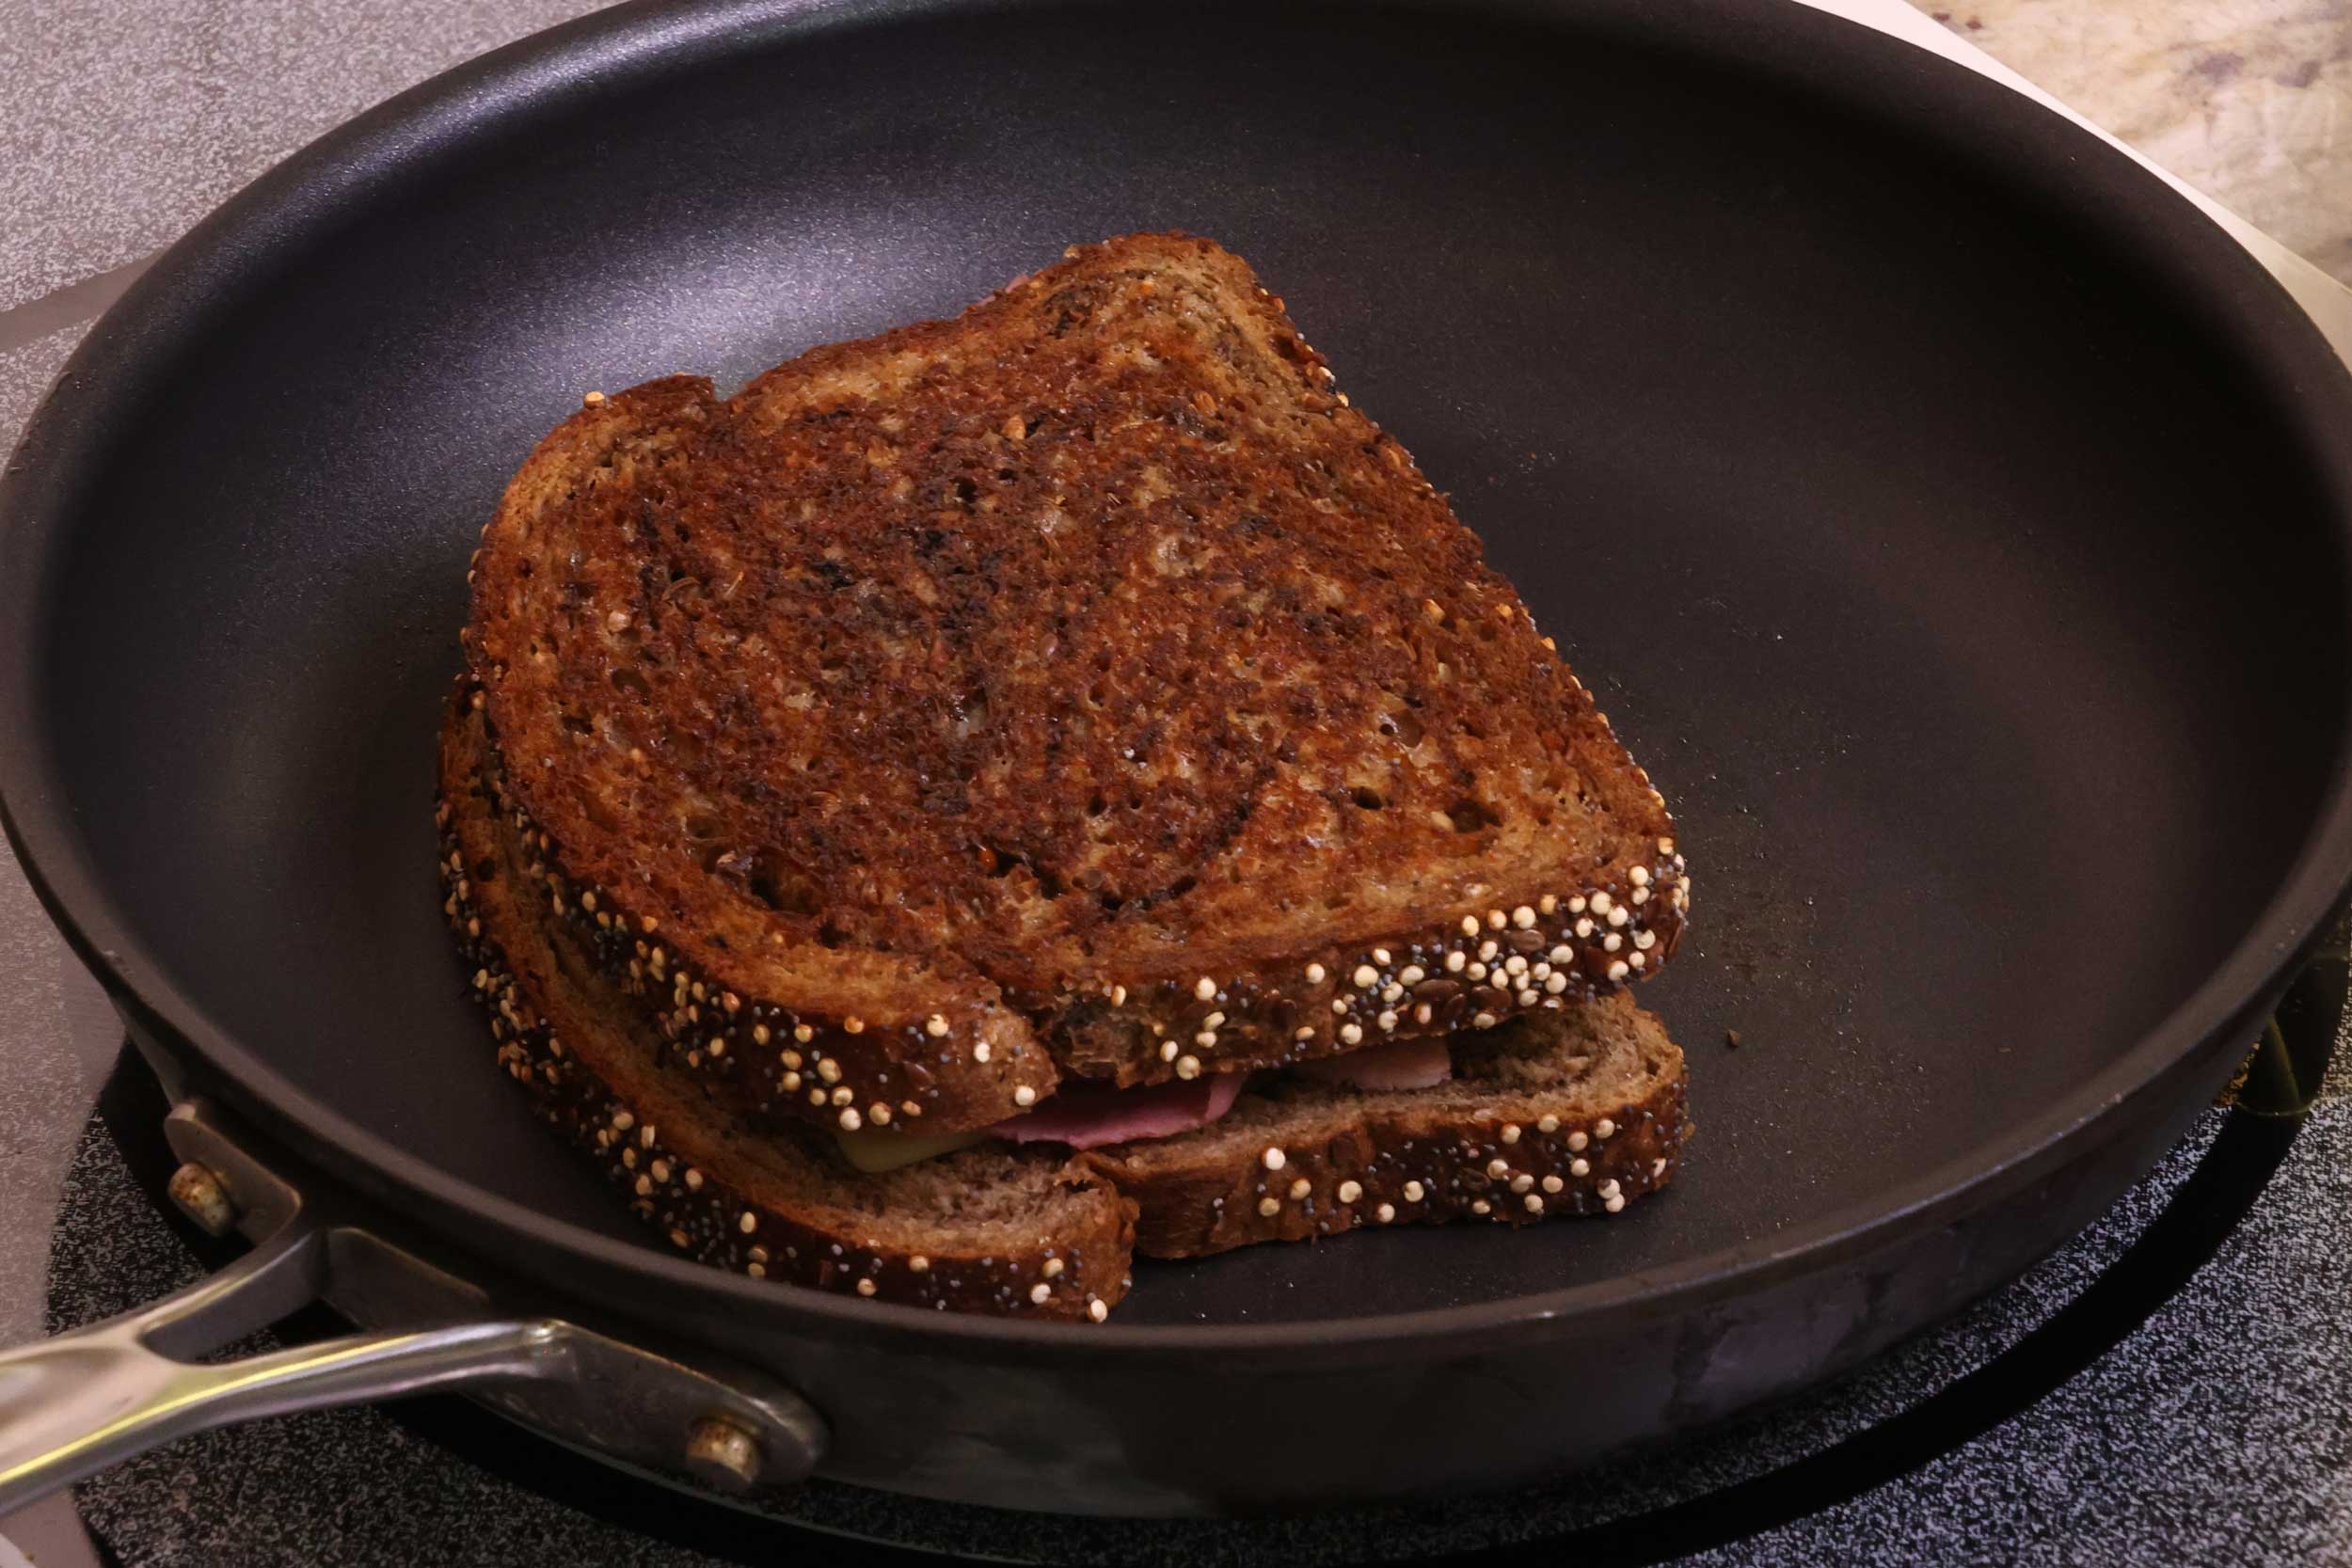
[
  {"left": 441, "top": 696, "right": 1138, "bottom": 1319},
  {"left": 465, "top": 231, "right": 1687, "bottom": 1139},
  {"left": 445, "top": 698, "right": 1686, "bottom": 1313},
  {"left": 1088, "top": 989, "right": 1685, "bottom": 1259}
]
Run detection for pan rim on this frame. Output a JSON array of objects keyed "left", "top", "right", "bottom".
[{"left": 6, "top": 0, "right": 2352, "bottom": 1357}]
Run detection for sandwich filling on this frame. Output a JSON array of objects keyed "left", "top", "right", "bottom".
[{"left": 835, "top": 1034, "right": 1457, "bottom": 1170}]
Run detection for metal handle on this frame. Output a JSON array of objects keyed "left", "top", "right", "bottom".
[
  {"left": 0, "top": 1223, "right": 567, "bottom": 1512},
  {"left": 0, "top": 1099, "right": 826, "bottom": 1519}
]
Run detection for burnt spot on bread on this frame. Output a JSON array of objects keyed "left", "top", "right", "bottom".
[{"left": 1442, "top": 797, "right": 1492, "bottom": 834}]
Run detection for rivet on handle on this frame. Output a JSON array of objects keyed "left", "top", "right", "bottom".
[
  {"left": 683, "top": 1414, "right": 765, "bottom": 1489},
  {"left": 167, "top": 1162, "right": 237, "bottom": 1238}
]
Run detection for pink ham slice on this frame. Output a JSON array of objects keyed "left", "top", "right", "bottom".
[
  {"left": 993, "top": 1037, "right": 1454, "bottom": 1149},
  {"left": 1290, "top": 1036, "right": 1453, "bottom": 1091},
  {"left": 991, "top": 1070, "right": 1248, "bottom": 1149}
]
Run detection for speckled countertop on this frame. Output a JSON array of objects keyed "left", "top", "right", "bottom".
[
  {"left": 2, "top": 2, "right": 2350, "bottom": 1564},
  {"left": 1921, "top": 0, "right": 2352, "bottom": 283}
]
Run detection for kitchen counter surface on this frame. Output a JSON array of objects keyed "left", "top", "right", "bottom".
[{"left": 1924, "top": 0, "right": 2352, "bottom": 284}]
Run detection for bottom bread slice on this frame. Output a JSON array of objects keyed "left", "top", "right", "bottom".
[
  {"left": 441, "top": 695, "right": 1139, "bottom": 1320},
  {"left": 1088, "top": 991, "right": 1687, "bottom": 1258},
  {"left": 440, "top": 695, "right": 1691, "bottom": 1316}
]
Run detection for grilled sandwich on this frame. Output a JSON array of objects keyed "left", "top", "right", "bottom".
[{"left": 442, "top": 232, "right": 1692, "bottom": 1317}]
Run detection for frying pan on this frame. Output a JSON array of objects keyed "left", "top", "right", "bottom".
[{"left": 5, "top": 0, "right": 2352, "bottom": 1521}]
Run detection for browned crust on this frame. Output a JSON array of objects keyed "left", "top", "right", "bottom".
[
  {"left": 461, "top": 230, "right": 1688, "bottom": 1140},
  {"left": 482, "top": 681, "right": 1687, "bottom": 1145},
  {"left": 1041, "top": 853, "right": 1688, "bottom": 1091},
  {"left": 1086, "top": 998, "right": 1688, "bottom": 1259},
  {"left": 468, "top": 707, "right": 1058, "bottom": 1138},
  {"left": 440, "top": 696, "right": 1136, "bottom": 1319}
]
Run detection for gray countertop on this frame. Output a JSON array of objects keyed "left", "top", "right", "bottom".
[{"left": 4, "top": 1, "right": 2351, "bottom": 1562}]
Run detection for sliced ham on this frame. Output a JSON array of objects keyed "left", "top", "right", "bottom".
[
  {"left": 993, "top": 1037, "right": 1453, "bottom": 1152},
  {"left": 992, "top": 1070, "right": 1247, "bottom": 1149},
  {"left": 1290, "top": 1036, "right": 1453, "bottom": 1092}
]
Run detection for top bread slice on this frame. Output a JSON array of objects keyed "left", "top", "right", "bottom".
[{"left": 464, "top": 231, "right": 1688, "bottom": 1139}]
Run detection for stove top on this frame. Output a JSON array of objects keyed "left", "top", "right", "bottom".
[{"left": 42, "top": 1037, "right": 2352, "bottom": 1568}]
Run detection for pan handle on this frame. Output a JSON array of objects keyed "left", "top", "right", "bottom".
[
  {"left": 0, "top": 1099, "right": 826, "bottom": 1520},
  {"left": 0, "top": 1223, "right": 568, "bottom": 1513}
]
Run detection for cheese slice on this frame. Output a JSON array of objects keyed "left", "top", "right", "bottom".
[{"left": 833, "top": 1127, "right": 991, "bottom": 1173}]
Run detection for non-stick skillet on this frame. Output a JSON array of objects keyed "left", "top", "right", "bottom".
[{"left": 5, "top": 0, "right": 2352, "bottom": 1521}]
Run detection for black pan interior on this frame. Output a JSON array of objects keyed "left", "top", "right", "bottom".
[{"left": 16, "top": 0, "right": 2352, "bottom": 1325}]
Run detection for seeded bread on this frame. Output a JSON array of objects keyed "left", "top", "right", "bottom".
[
  {"left": 463, "top": 230, "right": 1688, "bottom": 1140},
  {"left": 449, "top": 690, "right": 1684, "bottom": 1316},
  {"left": 446, "top": 693, "right": 1687, "bottom": 1312},
  {"left": 1087, "top": 989, "right": 1685, "bottom": 1258},
  {"left": 440, "top": 696, "right": 1138, "bottom": 1319}
]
